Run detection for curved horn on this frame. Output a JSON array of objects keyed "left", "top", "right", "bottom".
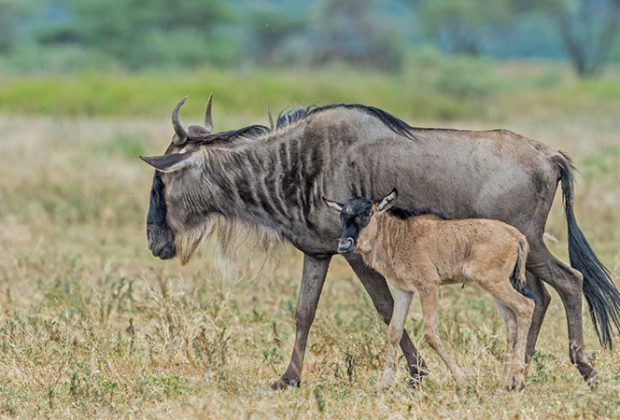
[
  {"left": 204, "top": 94, "right": 213, "bottom": 132},
  {"left": 172, "top": 96, "right": 189, "bottom": 144}
]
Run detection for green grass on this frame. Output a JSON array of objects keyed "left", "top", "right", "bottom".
[{"left": 1, "top": 60, "right": 619, "bottom": 122}]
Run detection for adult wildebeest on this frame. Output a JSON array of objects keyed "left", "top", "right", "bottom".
[
  {"left": 141, "top": 96, "right": 619, "bottom": 389},
  {"left": 324, "top": 189, "right": 534, "bottom": 390}
]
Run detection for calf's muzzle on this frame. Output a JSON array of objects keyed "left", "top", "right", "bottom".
[{"left": 337, "top": 237, "right": 355, "bottom": 254}]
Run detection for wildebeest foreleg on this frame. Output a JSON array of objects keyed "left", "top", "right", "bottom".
[
  {"left": 271, "top": 254, "right": 331, "bottom": 390},
  {"left": 524, "top": 271, "right": 551, "bottom": 363},
  {"left": 346, "top": 253, "right": 429, "bottom": 386}
]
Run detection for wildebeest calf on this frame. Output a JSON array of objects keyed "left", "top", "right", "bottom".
[{"left": 324, "top": 189, "right": 535, "bottom": 390}]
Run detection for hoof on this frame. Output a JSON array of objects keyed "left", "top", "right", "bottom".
[
  {"left": 379, "top": 381, "right": 393, "bottom": 391},
  {"left": 502, "top": 375, "right": 516, "bottom": 391},
  {"left": 406, "top": 375, "right": 422, "bottom": 389},
  {"left": 576, "top": 361, "right": 598, "bottom": 389},
  {"left": 586, "top": 369, "right": 599, "bottom": 390},
  {"left": 455, "top": 381, "right": 468, "bottom": 392},
  {"left": 454, "top": 374, "right": 468, "bottom": 391},
  {"left": 502, "top": 382, "right": 514, "bottom": 391},
  {"left": 271, "top": 376, "right": 300, "bottom": 390},
  {"left": 502, "top": 375, "right": 525, "bottom": 391},
  {"left": 379, "top": 370, "right": 395, "bottom": 391},
  {"left": 514, "top": 378, "right": 526, "bottom": 391}
]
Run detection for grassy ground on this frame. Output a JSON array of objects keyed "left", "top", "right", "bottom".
[{"left": 0, "top": 92, "right": 619, "bottom": 417}]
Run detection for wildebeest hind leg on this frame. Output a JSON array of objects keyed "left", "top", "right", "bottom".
[
  {"left": 346, "top": 253, "right": 429, "bottom": 386},
  {"left": 527, "top": 244, "right": 597, "bottom": 384},
  {"left": 524, "top": 271, "right": 551, "bottom": 364}
]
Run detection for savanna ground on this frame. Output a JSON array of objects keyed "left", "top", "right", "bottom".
[{"left": 0, "top": 62, "right": 619, "bottom": 418}]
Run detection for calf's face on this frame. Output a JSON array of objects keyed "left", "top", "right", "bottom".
[
  {"left": 325, "top": 197, "right": 373, "bottom": 253},
  {"left": 323, "top": 189, "right": 398, "bottom": 254}
]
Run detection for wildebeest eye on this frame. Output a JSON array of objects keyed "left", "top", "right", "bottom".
[{"left": 355, "top": 215, "right": 368, "bottom": 225}]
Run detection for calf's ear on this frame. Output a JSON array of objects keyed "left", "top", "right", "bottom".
[
  {"left": 322, "top": 197, "right": 344, "bottom": 212},
  {"left": 140, "top": 152, "right": 197, "bottom": 173},
  {"left": 377, "top": 188, "right": 398, "bottom": 212}
]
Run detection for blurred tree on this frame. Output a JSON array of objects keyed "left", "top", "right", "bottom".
[
  {"left": 247, "top": 8, "right": 307, "bottom": 66},
  {"left": 312, "top": 0, "right": 403, "bottom": 71},
  {"left": 514, "top": 0, "right": 620, "bottom": 77},
  {"left": 0, "top": 0, "right": 32, "bottom": 52},
  {"left": 414, "top": 0, "right": 513, "bottom": 56},
  {"left": 37, "top": 0, "right": 237, "bottom": 68}
]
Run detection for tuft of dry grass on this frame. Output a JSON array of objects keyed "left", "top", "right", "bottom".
[{"left": 0, "top": 111, "right": 618, "bottom": 418}]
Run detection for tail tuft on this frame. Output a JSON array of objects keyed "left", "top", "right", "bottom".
[
  {"left": 554, "top": 152, "right": 620, "bottom": 349},
  {"left": 511, "top": 237, "right": 533, "bottom": 299}
]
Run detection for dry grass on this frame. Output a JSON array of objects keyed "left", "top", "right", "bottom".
[{"left": 0, "top": 111, "right": 618, "bottom": 419}]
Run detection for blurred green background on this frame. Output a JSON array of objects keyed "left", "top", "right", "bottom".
[{"left": 1, "top": 0, "right": 619, "bottom": 120}]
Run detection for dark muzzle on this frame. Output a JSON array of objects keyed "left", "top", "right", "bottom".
[
  {"left": 147, "top": 224, "right": 176, "bottom": 260},
  {"left": 337, "top": 237, "right": 355, "bottom": 254}
]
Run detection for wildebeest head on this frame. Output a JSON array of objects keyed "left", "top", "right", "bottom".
[
  {"left": 141, "top": 96, "right": 215, "bottom": 262},
  {"left": 323, "top": 189, "right": 398, "bottom": 254}
]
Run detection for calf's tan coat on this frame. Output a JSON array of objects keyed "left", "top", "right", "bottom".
[{"left": 349, "top": 194, "right": 535, "bottom": 390}]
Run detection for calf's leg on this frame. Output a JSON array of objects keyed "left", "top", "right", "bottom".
[
  {"left": 494, "top": 299, "right": 517, "bottom": 388},
  {"left": 419, "top": 288, "right": 467, "bottom": 388},
  {"left": 513, "top": 298, "right": 535, "bottom": 388},
  {"left": 381, "top": 288, "right": 413, "bottom": 389},
  {"left": 346, "top": 253, "right": 428, "bottom": 385},
  {"left": 482, "top": 277, "right": 534, "bottom": 390}
]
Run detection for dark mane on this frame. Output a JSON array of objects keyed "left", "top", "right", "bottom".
[
  {"left": 188, "top": 124, "right": 271, "bottom": 145},
  {"left": 276, "top": 107, "right": 308, "bottom": 129},
  {"left": 276, "top": 103, "right": 417, "bottom": 140},
  {"left": 388, "top": 206, "right": 449, "bottom": 220},
  {"left": 189, "top": 102, "right": 416, "bottom": 145}
]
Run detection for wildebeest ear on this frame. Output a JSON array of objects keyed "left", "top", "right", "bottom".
[
  {"left": 322, "top": 197, "right": 344, "bottom": 213},
  {"left": 377, "top": 188, "right": 398, "bottom": 212},
  {"left": 139, "top": 152, "right": 197, "bottom": 173}
]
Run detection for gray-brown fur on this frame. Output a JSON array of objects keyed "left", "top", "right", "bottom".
[
  {"left": 142, "top": 97, "right": 619, "bottom": 388},
  {"left": 327, "top": 191, "right": 535, "bottom": 390}
]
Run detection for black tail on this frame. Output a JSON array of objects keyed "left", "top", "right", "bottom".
[
  {"left": 511, "top": 238, "right": 535, "bottom": 299},
  {"left": 555, "top": 153, "right": 620, "bottom": 349}
]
